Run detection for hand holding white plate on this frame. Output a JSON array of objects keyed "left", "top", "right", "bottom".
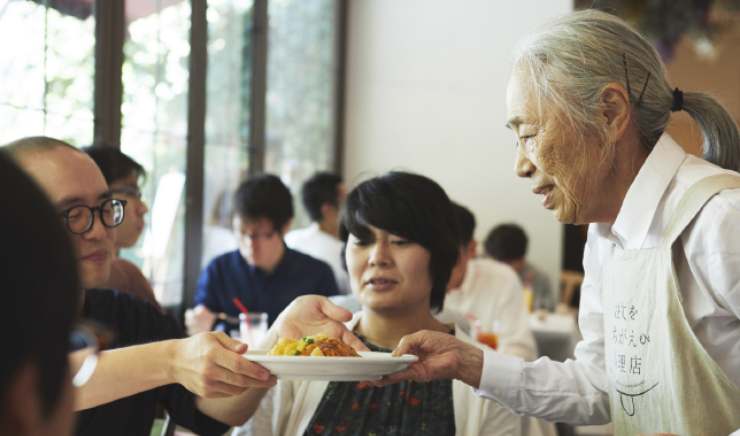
[{"left": 244, "top": 350, "right": 418, "bottom": 381}]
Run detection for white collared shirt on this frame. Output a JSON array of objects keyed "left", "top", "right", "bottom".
[
  {"left": 285, "top": 223, "right": 349, "bottom": 293},
  {"left": 476, "top": 134, "right": 740, "bottom": 425},
  {"left": 442, "top": 258, "right": 537, "bottom": 361}
]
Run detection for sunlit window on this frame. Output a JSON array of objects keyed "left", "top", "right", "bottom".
[
  {"left": 265, "top": 0, "right": 339, "bottom": 228},
  {"left": 0, "top": 0, "right": 95, "bottom": 146},
  {"left": 120, "top": 0, "right": 191, "bottom": 306},
  {"left": 0, "top": 0, "right": 343, "bottom": 307},
  {"left": 201, "top": 0, "right": 253, "bottom": 266}
]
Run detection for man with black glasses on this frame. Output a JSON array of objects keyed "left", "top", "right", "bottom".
[{"left": 4, "top": 137, "right": 276, "bottom": 436}]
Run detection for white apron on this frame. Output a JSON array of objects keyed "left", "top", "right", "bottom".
[{"left": 603, "top": 174, "right": 740, "bottom": 435}]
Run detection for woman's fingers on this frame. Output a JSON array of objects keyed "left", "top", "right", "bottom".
[
  {"left": 317, "top": 297, "right": 354, "bottom": 323},
  {"left": 341, "top": 329, "right": 370, "bottom": 352}
]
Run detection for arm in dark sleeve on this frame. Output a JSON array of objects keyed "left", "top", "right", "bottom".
[
  {"left": 113, "top": 292, "right": 231, "bottom": 434},
  {"left": 158, "top": 384, "right": 230, "bottom": 436},
  {"left": 86, "top": 289, "right": 183, "bottom": 345},
  {"left": 194, "top": 260, "right": 225, "bottom": 312}
]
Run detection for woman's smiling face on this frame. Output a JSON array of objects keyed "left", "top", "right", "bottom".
[{"left": 506, "top": 67, "right": 612, "bottom": 225}]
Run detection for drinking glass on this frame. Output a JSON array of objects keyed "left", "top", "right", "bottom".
[{"left": 239, "top": 312, "right": 268, "bottom": 346}]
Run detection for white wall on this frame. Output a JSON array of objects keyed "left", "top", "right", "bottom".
[{"left": 343, "top": 0, "right": 572, "bottom": 291}]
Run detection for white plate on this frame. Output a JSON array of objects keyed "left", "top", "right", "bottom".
[{"left": 244, "top": 350, "right": 418, "bottom": 381}]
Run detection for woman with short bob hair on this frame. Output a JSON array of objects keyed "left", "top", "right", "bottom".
[
  {"left": 237, "top": 171, "right": 519, "bottom": 435},
  {"left": 340, "top": 171, "right": 459, "bottom": 312}
]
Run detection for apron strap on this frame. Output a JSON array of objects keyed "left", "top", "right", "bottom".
[{"left": 664, "top": 174, "right": 740, "bottom": 244}]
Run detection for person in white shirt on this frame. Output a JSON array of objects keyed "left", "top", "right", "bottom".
[
  {"left": 285, "top": 172, "right": 349, "bottom": 293},
  {"left": 443, "top": 204, "right": 556, "bottom": 436},
  {"left": 442, "top": 203, "right": 537, "bottom": 361},
  {"left": 378, "top": 10, "right": 740, "bottom": 436},
  {"left": 484, "top": 223, "right": 556, "bottom": 312}
]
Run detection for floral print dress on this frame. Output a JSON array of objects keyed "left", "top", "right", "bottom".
[{"left": 303, "top": 333, "right": 456, "bottom": 436}]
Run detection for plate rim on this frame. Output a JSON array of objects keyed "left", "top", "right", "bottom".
[{"left": 244, "top": 350, "right": 418, "bottom": 363}]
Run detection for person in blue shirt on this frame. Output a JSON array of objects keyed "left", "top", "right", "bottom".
[{"left": 190, "top": 174, "right": 338, "bottom": 333}]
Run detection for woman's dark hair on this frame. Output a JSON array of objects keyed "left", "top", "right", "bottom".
[
  {"left": 233, "top": 174, "right": 294, "bottom": 231},
  {"left": 340, "top": 171, "right": 459, "bottom": 311},
  {"left": 83, "top": 144, "right": 146, "bottom": 185},
  {"left": 0, "top": 152, "right": 80, "bottom": 417},
  {"left": 484, "top": 223, "right": 528, "bottom": 261}
]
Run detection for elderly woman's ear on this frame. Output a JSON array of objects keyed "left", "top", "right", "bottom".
[{"left": 599, "top": 83, "right": 633, "bottom": 143}]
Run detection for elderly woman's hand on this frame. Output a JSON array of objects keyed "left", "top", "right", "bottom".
[
  {"left": 381, "top": 330, "right": 484, "bottom": 388},
  {"left": 267, "top": 295, "right": 368, "bottom": 352}
]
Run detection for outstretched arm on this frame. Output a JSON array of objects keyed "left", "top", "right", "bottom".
[
  {"left": 382, "top": 330, "right": 483, "bottom": 388},
  {"left": 385, "top": 228, "right": 611, "bottom": 425},
  {"left": 192, "top": 295, "right": 370, "bottom": 426},
  {"left": 74, "top": 331, "right": 274, "bottom": 411}
]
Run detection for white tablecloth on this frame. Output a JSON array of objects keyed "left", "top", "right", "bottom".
[{"left": 529, "top": 312, "right": 581, "bottom": 362}]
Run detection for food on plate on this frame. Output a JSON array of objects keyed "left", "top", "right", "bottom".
[{"left": 269, "top": 334, "right": 360, "bottom": 357}]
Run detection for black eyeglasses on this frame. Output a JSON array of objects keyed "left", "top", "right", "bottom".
[{"left": 61, "top": 198, "right": 127, "bottom": 235}]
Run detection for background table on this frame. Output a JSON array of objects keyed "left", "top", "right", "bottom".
[{"left": 529, "top": 312, "right": 581, "bottom": 362}]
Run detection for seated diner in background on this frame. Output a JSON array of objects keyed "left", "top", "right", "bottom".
[
  {"left": 443, "top": 202, "right": 537, "bottom": 361},
  {"left": 188, "top": 174, "right": 338, "bottom": 334},
  {"left": 484, "top": 223, "right": 555, "bottom": 313},
  {"left": 84, "top": 144, "right": 160, "bottom": 311},
  {"left": 285, "top": 171, "right": 350, "bottom": 293}
]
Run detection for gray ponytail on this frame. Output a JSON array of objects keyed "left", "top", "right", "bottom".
[
  {"left": 514, "top": 9, "right": 740, "bottom": 171},
  {"left": 682, "top": 91, "right": 740, "bottom": 171}
]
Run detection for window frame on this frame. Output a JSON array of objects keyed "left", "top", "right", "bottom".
[{"left": 92, "top": 0, "right": 348, "bottom": 312}]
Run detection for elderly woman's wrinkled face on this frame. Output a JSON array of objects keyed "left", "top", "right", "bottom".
[{"left": 505, "top": 68, "right": 610, "bottom": 224}]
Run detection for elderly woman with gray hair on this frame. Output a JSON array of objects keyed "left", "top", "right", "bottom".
[{"left": 372, "top": 9, "right": 740, "bottom": 436}]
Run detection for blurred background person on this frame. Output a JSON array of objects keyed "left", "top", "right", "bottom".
[
  {"left": 485, "top": 223, "right": 555, "bottom": 313},
  {"left": 84, "top": 145, "right": 160, "bottom": 311},
  {"left": 443, "top": 204, "right": 537, "bottom": 361},
  {"left": 0, "top": 152, "right": 79, "bottom": 436},
  {"left": 189, "top": 174, "right": 338, "bottom": 334},
  {"left": 285, "top": 171, "right": 349, "bottom": 293},
  {"left": 443, "top": 204, "right": 555, "bottom": 436}
]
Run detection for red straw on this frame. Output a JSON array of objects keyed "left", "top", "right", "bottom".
[{"left": 232, "top": 298, "right": 249, "bottom": 316}]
